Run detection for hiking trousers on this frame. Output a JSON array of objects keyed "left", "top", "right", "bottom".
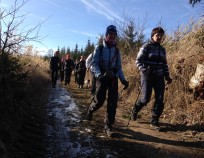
[
  {"left": 51, "top": 70, "right": 59, "bottom": 87},
  {"left": 135, "top": 72, "right": 165, "bottom": 124},
  {"left": 88, "top": 77, "right": 118, "bottom": 127},
  {"left": 65, "top": 70, "right": 72, "bottom": 85}
]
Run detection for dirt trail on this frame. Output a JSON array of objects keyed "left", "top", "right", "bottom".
[
  {"left": 29, "top": 73, "right": 204, "bottom": 158},
  {"left": 59, "top": 76, "right": 204, "bottom": 158}
]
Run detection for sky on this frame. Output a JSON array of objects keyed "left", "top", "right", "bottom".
[{"left": 1, "top": 0, "right": 203, "bottom": 56}]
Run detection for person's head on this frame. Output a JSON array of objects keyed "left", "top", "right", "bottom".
[
  {"left": 151, "top": 27, "right": 165, "bottom": 43},
  {"left": 66, "top": 54, "right": 71, "bottom": 60},
  {"left": 105, "top": 25, "right": 117, "bottom": 46},
  {"left": 54, "top": 51, "right": 60, "bottom": 56},
  {"left": 80, "top": 55, "right": 85, "bottom": 61}
]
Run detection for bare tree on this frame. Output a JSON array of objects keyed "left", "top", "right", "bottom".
[
  {"left": 0, "top": 0, "right": 46, "bottom": 55},
  {"left": 0, "top": 0, "right": 46, "bottom": 89}
]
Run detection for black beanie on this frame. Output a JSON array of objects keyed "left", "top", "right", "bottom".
[{"left": 106, "top": 25, "right": 117, "bottom": 36}]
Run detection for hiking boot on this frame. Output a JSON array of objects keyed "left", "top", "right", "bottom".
[
  {"left": 83, "top": 111, "right": 93, "bottom": 121},
  {"left": 104, "top": 126, "right": 113, "bottom": 137},
  {"left": 150, "top": 124, "right": 161, "bottom": 131},
  {"left": 131, "top": 112, "right": 138, "bottom": 121}
]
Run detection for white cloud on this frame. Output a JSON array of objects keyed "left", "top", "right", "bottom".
[
  {"left": 28, "top": 13, "right": 47, "bottom": 21},
  {"left": 45, "top": 0, "right": 61, "bottom": 8},
  {"left": 80, "top": 0, "right": 124, "bottom": 22},
  {"left": 71, "top": 29, "right": 96, "bottom": 37}
]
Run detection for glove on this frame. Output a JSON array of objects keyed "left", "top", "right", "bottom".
[
  {"left": 98, "top": 74, "right": 106, "bottom": 82},
  {"left": 165, "top": 76, "right": 172, "bottom": 84},
  {"left": 104, "top": 70, "right": 114, "bottom": 78},
  {"left": 141, "top": 67, "right": 149, "bottom": 75},
  {"left": 121, "top": 80, "right": 129, "bottom": 89}
]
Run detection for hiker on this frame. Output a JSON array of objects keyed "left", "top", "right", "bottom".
[
  {"left": 131, "top": 27, "right": 172, "bottom": 130},
  {"left": 60, "top": 57, "right": 65, "bottom": 82},
  {"left": 86, "top": 53, "right": 96, "bottom": 95},
  {"left": 50, "top": 51, "right": 61, "bottom": 88},
  {"left": 84, "top": 25, "right": 129, "bottom": 137},
  {"left": 76, "top": 55, "right": 86, "bottom": 88},
  {"left": 64, "top": 54, "right": 75, "bottom": 86}
]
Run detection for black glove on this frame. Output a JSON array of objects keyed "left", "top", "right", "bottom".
[
  {"left": 104, "top": 70, "right": 115, "bottom": 78},
  {"left": 121, "top": 80, "right": 129, "bottom": 89},
  {"left": 165, "top": 76, "right": 172, "bottom": 84},
  {"left": 98, "top": 74, "right": 106, "bottom": 82}
]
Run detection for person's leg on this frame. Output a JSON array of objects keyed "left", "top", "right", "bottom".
[
  {"left": 53, "top": 71, "right": 58, "bottom": 87},
  {"left": 84, "top": 79, "right": 107, "bottom": 121},
  {"left": 151, "top": 76, "right": 165, "bottom": 126},
  {"left": 51, "top": 70, "right": 55, "bottom": 87},
  {"left": 105, "top": 78, "right": 118, "bottom": 127},
  {"left": 64, "top": 71, "right": 68, "bottom": 85},
  {"left": 81, "top": 72, "right": 86, "bottom": 88},
  {"left": 132, "top": 74, "right": 152, "bottom": 120},
  {"left": 67, "top": 70, "right": 72, "bottom": 85}
]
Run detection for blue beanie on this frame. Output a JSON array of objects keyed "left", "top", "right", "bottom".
[{"left": 106, "top": 25, "right": 117, "bottom": 36}]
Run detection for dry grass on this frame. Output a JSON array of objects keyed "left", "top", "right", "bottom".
[
  {"left": 121, "top": 20, "right": 204, "bottom": 127},
  {"left": 0, "top": 54, "right": 50, "bottom": 158}
]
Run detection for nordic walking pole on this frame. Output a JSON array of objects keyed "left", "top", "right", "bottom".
[
  {"left": 80, "top": 82, "right": 101, "bottom": 122},
  {"left": 126, "top": 86, "right": 142, "bottom": 127},
  {"left": 118, "top": 87, "right": 125, "bottom": 99},
  {"left": 126, "top": 82, "right": 168, "bottom": 127}
]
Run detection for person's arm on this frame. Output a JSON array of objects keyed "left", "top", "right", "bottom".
[
  {"left": 116, "top": 50, "right": 126, "bottom": 81},
  {"left": 162, "top": 48, "right": 172, "bottom": 84},
  {"left": 92, "top": 46, "right": 102, "bottom": 78},
  {"left": 86, "top": 54, "right": 92, "bottom": 69},
  {"left": 135, "top": 44, "right": 148, "bottom": 73}
]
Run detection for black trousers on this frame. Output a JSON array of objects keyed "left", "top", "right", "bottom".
[
  {"left": 65, "top": 70, "right": 72, "bottom": 85},
  {"left": 51, "top": 70, "right": 58, "bottom": 87},
  {"left": 89, "top": 77, "right": 118, "bottom": 127}
]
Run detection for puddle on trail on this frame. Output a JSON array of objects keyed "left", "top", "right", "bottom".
[{"left": 45, "top": 83, "right": 118, "bottom": 158}]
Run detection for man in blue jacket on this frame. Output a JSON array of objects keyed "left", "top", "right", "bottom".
[{"left": 84, "top": 25, "right": 129, "bottom": 137}]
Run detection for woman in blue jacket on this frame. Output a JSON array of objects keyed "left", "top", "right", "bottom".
[{"left": 132, "top": 27, "right": 172, "bottom": 130}]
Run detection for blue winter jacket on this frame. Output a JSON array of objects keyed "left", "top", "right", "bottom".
[
  {"left": 91, "top": 41, "right": 126, "bottom": 81},
  {"left": 136, "top": 41, "right": 170, "bottom": 79}
]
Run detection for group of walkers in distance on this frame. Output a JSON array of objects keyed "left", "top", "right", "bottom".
[
  {"left": 50, "top": 52, "right": 87, "bottom": 89},
  {"left": 50, "top": 24, "right": 172, "bottom": 137}
]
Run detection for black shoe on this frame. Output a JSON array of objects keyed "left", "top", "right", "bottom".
[
  {"left": 104, "top": 126, "right": 113, "bottom": 137},
  {"left": 131, "top": 112, "right": 138, "bottom": 121},
  {"left": 83, "top": 111, "right": 93, "bottom": 121}
]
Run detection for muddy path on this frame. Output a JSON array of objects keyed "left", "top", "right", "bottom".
[{"left": 44, "top": 80, "right": 204, "bottom": 158}]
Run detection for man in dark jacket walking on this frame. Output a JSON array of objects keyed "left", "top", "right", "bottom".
[
  {"left": 64, "top": 54, "right": 75, "bottom": 86},
  {"left": 76, "top": 55, "right": 86, "bottom": 88},
  {"left": 50, "top": 51, "right": 61, "bottom": 88}
]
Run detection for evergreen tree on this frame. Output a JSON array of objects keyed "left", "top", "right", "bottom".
[
  {"left": 60, "top": 46, "right": 66, "bottom": 57},
  {"left": 84, "top": 39, "right": 95, "bottom": 57}
]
